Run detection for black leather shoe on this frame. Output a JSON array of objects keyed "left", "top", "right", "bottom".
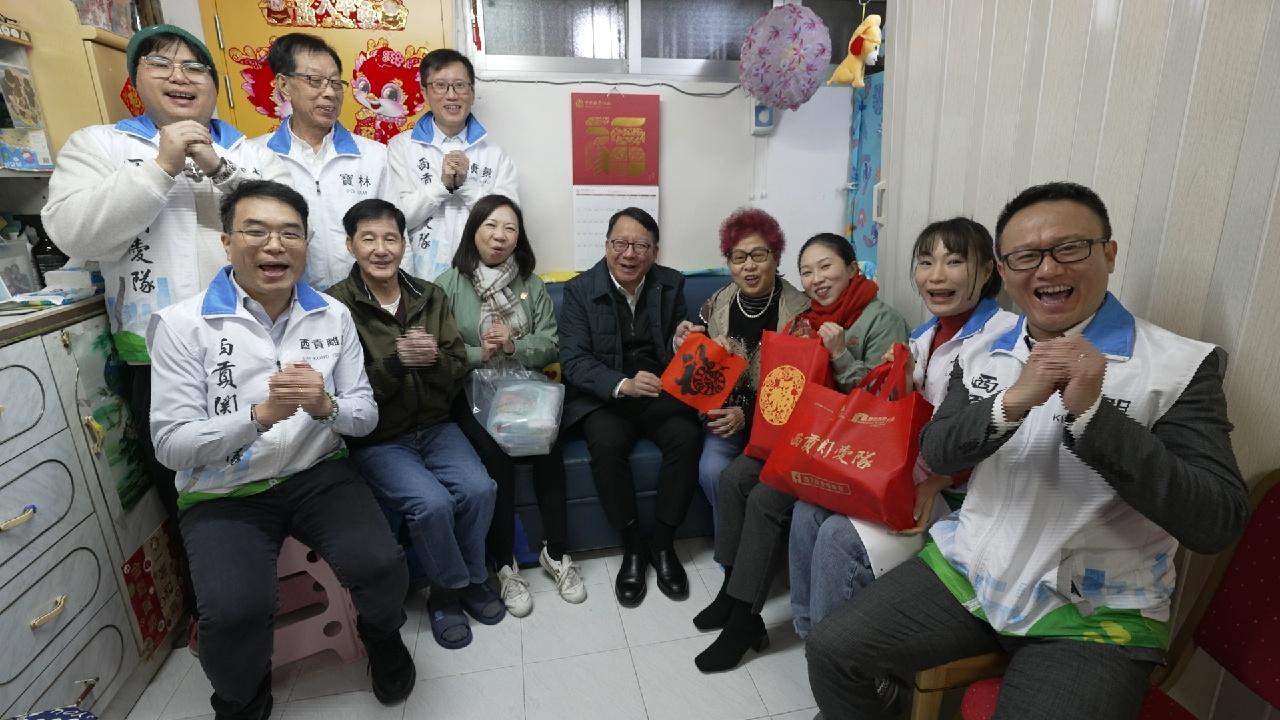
[
  {"left": 616, "top": 549, "right": 648, "bottom": 607},
  {"left": 650, "top": 545, "right": 689, "bottom": 599}
]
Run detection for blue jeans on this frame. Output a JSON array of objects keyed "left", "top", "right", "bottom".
[
  {"left": 698, "top": 430, "right": 747, "bottom": 535},
  {"left": 789, "top": 501, "right": 874, "bottom": 638},
  {"left": 352, "top": 423, "right": 496, "bottom": 589}
]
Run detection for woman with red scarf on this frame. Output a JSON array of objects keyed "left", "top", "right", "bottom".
[{"left": 692, "top": 233, "right": 909, "bottom": 672}]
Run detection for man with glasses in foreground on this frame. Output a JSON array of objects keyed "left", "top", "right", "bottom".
[
  {"left": 148, "top": 181, "right": 415, "bottom": 720},
  {"left": 560, "top": 207, "right": 702, "bottom": 607},
  {"left": 253, "top": 33, "right": 388, "bottom": 291},
  {"left": 42, "top": 24, "right": 289, "bottom": 641},
  {"left": 388, "top": 48, "right": 518, "bottom": 279},
  {"left": 805, "top": 182, "right": 1248, "bottom": 719}
]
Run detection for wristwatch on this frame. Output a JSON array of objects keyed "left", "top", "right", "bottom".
[
  {"left": 210, "top": 157, "right": 238, "bottom": 185},
  {"left": 250, "top": 403, "right": 270, "bottom": 433}
]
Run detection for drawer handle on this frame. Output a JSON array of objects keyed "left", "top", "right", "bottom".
[
  {"left": 83, "top": 415, "right": 106, "bottom": 453},
  {"left": 30, "top": 594, "right": 69, "bottom": 629},
  {"left": 74, "top": 676, "right": 99, "bottom": 706},
  {"left": 0, "top": 504, "right": 36, "bottom": 532}
]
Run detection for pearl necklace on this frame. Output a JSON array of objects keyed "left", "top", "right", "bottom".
[{"left": 736, "top": 284, "right": 777, "bottom": 319}]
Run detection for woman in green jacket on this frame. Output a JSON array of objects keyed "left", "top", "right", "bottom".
[{"left": 436, "top": 194, "right": 583, "bottom": 619}]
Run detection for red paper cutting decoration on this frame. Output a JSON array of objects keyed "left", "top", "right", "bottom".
[{"left": 660, "top": 334, "right": 747, "bottom": 413}]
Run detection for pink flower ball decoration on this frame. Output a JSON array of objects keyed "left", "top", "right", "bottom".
[{"left": 739, "top": 5, "right": 832, "bottom": 111}]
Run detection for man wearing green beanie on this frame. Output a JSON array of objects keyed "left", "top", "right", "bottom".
[{"left": 40, "top": 27, "right": 290, "bottom": 710}]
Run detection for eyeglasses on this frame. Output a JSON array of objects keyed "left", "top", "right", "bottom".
[
  {"left": 425, "top": 80, "right": 474, "bottom": 95},
  {"left": 232, "top": 228, "right": 307, "bottom": 247},
  {"left": 140, "top": 55, "right": 212, "bottom": 81},
  {"left": 607, "top": 238, "right": 653, "bottom": 255},
  {"left": 282, "top": 73, "right": 349, "bottom": 92},
  {"left": 1000, "top": 238, "right": 1110, "bottom": 271},
  {"left": 729, "top": 248, "right": 772, "bottom": 265}
]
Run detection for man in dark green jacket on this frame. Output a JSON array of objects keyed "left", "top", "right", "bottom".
[{"left": 327, "top": 198, "right": 502, "bottom": 651}]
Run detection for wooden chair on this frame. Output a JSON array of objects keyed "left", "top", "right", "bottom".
[{"left": 911, "top": 467, "right": 1280, "bottom": 720}]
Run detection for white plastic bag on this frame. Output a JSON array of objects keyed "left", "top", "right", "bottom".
[{"left": 466, "top": 357, "right": 564, "bottom": 457}]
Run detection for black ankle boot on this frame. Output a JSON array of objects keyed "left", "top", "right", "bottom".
[
  {"left": 211, "top": 674, "right": 273, "bottom": 720},
  {"left": 693, "top": 566, "right": 734, "bottom": 630},
  {"left": 694, "top": 602, "right": 769, "bottom": 672},
  {"left": 361, "top": 625, "right": 416, "bottom": 705}
]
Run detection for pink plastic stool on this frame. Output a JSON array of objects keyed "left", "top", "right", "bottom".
[{"left": 271, "top": 537, "right": 365, "bottom": 669}]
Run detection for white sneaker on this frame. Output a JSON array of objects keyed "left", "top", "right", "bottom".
[
  {"left": 540, "top": 547, "right": 588, "bottom": 604},
  {"left": 498, "top": 564, "right": 533, "bottom": 617}
]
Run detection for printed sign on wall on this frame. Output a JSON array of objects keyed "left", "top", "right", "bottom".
[{"left": 571, "top": 92, "right": 660, "bottom": 186}]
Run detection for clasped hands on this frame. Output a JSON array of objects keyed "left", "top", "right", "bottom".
[
  {"left": 1002, "top": 336, "right": 1106, "bottom": 421},
  {"left": 254, "top": 362, "right": 331, "bottom": 428},
  {"left": 397, "top": 327, "right": 439, "bottom": 367},
  {"left": 156, "top": 120, "right": 222, "bottom": 178},
  {"left": 442, "top": 150, "right": 470, "bottom": 191},
  {"left": 479, "top": 319, "right": 516, "bottom": 362}
]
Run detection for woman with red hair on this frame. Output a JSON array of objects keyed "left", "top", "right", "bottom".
[{"left": 672, "top": 207, "right": 809, "bottom": 533}]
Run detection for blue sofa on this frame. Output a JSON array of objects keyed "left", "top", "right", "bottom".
[{"left": 510, "top": 271, "right": 731, "bottom": 557}]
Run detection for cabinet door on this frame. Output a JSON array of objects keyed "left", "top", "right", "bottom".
[
  {"left": 0, "top": 517, "right": 115, "bottom": 712},
  {"left": 0, "top": 335, "right": 68, "bottom": 468},
  {"left": 42, "top": 317, "right": 163, "bottom": 565},
  {"left": 4, "top": 596, "right": 137, "bottom": 718},
  {"left": 198, "top": 0, "right": 448, "bottom": 143},
  {"left": 0, "top": 431, "right": 94, "bottom": 588},
  {"left": 85, "top": 37, "right": 132, "bottom": 125}
]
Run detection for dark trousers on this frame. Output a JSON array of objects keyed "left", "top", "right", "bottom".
[
  {"left": 180, "top": 458, "right": 408, "bottom": 709},
  {"left": 713, "top": 454, "right": 796, "bottom": 611},
  {"left": 806, "top": 557, "right": 1158, "bottom": 720},
  {"left": 452, "top": 393, "right": 569, "bottom": 567},
  {"left": 125, "top": 363, "right": 195, "bottom": 612},
  {"left": 580, "top": 393, "right": 702, "bottom": 530}
]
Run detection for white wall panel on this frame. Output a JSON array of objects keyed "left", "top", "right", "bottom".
[
  {"left": 1146, "top": 0, "right": 1272, "bottom": 337},
  {"left": 1026, "top": 0, "right": 1092, "bottom": 185},
  {"left": 1092, "top": 0, "right": 1174, "bottom": 301},
  {"left": 1119, "top": 0, "right": 1205, "bottom": 317}
]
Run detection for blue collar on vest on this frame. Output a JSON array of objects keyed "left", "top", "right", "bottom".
[
  {"left": 910, "top": 296, "right": 1003, "bottom": 341},
  {"left": 991, "top": 292, "right": 1135, "bottom": 358},
  {"left": 116, "top": 115, "right": 243, "bottom": 150},
  {"left": 409, "top": 112, "right": 487, "bottom": 145},
  {"left": 265, "top": 118, "right": 361, "bottom": 156},
  {"left": 202, "top": 265, "right": 329, "bottom": 317}
]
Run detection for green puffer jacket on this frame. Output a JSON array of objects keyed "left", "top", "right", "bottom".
[{"left": 326, "top": 264, "right": 467, "bottom": 446}]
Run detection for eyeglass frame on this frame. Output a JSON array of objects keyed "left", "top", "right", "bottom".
[
  {"left": 230, "top": 227, "right": 308, "bottom": 248},
  {"left": 139, "top": 54, "right": 213, "bottom": 80},
  {"left": 281, "top": 72, "right": 349, "bottom": 92},
  {"left": 728, "top": 247, "right": 773, "bottom": 265},
  {"left": 424, "top": 79, "right": 474, "bottom": 95},
  {"left": 606, "top": 238, "right": 654, "bottom": 256},
  {"left": 998, "top": 237, "right": 1111, "bottom": 271}
]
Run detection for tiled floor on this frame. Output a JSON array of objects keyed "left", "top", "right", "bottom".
[{"left": 123, "top": 537, "right": 816, "bottom": 720}]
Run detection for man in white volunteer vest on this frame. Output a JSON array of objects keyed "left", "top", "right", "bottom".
[
  {"left": 148, "top": 180, "right": 414, "bottom": 719},
  {"left": 252, "top": 33, "right": 388, "bottom": 291},
  {"left": 387, "top": 48, "right": 518, "bottom": 279},
  {"left": 41, "top": 24, "right": 290, "bottom": 636},
  {"left": 805, "top": 182, "right": 1248, "bottom": 719}
]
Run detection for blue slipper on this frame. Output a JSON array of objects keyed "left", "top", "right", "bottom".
[
  {"left": 429, "top": 602, "right": 471, "bottom": 649},
  {"left": 460, "top": 582, "right": 506, "bottom": 625}
]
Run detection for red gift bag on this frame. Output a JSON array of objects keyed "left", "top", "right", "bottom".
[
  {"left": 744, "top": 330, "right": 833, "bottom": 460},
  {"left": 660, "top": 334, "right": 747, "bottom": 413},
  {"left": 760, "top": 344, "right": 932, "bottom": 530}
]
